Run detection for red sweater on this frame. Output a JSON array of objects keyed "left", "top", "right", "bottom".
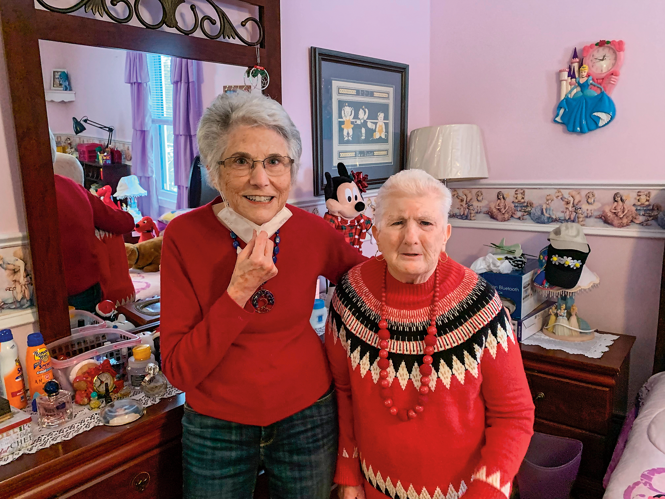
[
  {"left": 160, "top": 200, "right": 366, "bottom": 425},
  {"left": 326, "top": 257, "right": 534, "bottom": 499},
  {"left": 54, "top": 175, "right": 134, "bottom": 296}
]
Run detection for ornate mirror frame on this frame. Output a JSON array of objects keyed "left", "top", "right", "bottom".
[{"left": 0, "top": 0, "right": 281, "bottom": 342}]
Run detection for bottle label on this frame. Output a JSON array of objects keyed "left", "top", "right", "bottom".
[
  {"left": 3, "top": 359, "right": 27, "bottom": 409},
  {"left": 31, "top": 347, "right": 53, "bottom": 374},
  {"left": 130, "top": 374, "right": 146, "bottom": 387},
  {"left": 28, "top": 346, "right": 54, "bottom": 396}
]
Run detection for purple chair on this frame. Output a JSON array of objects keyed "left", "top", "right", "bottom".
[{"left": 517, "top": 432, "right": 583, "bottom": 499}]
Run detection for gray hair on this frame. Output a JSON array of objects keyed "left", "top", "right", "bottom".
[
  {"left": 197, "top": 92, "right": 302, "bottom": 187},
  {"left": 373, "top": 169, "right": 453, "bottom": 228}
]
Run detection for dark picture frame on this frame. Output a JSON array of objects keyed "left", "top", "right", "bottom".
[{"left": 310, "top": 47, "right": 409, "bottom": 196}]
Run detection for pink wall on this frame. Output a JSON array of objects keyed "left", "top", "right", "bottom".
[
  {"left": 281, "top": 0, "right": 431, "bottom": 200},
  {"left": 40, "top": 40, "right": 247, "bottom": 142},
  {"left": 430, "top": 0, "right": 665, "bottom": 403},
  {"left": 40, "top": 41, "right": 133, "bottom": 142},
  {"left": 429, "top": 0, "right": 665, "bottom": 182}
]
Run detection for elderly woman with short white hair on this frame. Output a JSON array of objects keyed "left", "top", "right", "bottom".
[
  {"left": 161, "top": 91, "right": 365, "bottom": 498},
  {"left": 326, "top": 169, "right": 534, "bottom": 499}
]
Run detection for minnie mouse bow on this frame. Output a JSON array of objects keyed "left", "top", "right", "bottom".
[{"left": 351, "top": 170, "right": 369, "bottom": 193}]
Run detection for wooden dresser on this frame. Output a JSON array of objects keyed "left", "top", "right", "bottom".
[
  {"left": 520, "top": 333, "right": 635, "bottom": 499},
  {"left": 0, "top": 393, "right": 336, "bottom": 499},
  {"left": 0, "top": 394, "right": 184, "bottom": 499}
]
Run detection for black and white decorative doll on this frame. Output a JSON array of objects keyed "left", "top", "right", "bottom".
[{"left": 323, "top": 163, "right": 372, "bottom": 252}]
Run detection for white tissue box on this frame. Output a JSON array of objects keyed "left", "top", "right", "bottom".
[
  {"left": 511, "top": 300, "right": 555, "bottom": 342},
  {"left": 480, "top": 258, "right": 544, "bottom": 320},
  {"left": 0, "top": 407, "right": 33, "bottom": 459}
]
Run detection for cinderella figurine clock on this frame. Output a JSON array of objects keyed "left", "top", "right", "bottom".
[{"left": 554, "top": 40, "right": 625, "bottom": 134}]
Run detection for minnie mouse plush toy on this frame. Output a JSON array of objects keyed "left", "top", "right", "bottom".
[{"left": 323, "top": 163, "right": 372, "bottom": 252}]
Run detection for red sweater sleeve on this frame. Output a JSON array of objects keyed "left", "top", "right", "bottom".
[
  {"left": 325, "top": 299, "right": 364, "bottom": 486},
  {"left": 85, "top": 188, "right": 135, "bottom": 234},
  {"left": 160, "top": 226, "right": 254, "bottom": 392},
  {"left": 317, "top": 217, "right": 366, "bottom": 285},
  {"left": 465, "top": 308, "right": 535, "bottom": 499}
]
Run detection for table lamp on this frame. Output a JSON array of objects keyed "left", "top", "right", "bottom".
[
  {"left": 72, "top": 116, "right": 114, "bottom": 148},
  {"left": 115, "top": 175, "right": 147, "bottom": 222},
  {"left": 406, "top": 125, "right": 488, "bottom": 184}
]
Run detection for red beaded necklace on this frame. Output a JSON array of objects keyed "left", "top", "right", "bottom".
[{"left": 377, "top": 261, "right": 440, "bottom": 422}]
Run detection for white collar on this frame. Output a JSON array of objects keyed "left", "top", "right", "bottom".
[{"left": 216, "top": 203, "right": 292, "bottom": 243}]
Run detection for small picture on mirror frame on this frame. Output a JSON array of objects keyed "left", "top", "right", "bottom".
[
  {"left": 223, "top": 85, "right": 252, "bottom": 94},
  {"left": 51, "top": 69, "right": 71, "bottom": 91}
]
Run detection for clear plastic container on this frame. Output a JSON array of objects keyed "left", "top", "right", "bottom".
[
  {"left": 310, "top": 299, "right": 327, "bottom": 343},
  {"left": 127, "top": 345, "right": 155, "bottom": 388}
]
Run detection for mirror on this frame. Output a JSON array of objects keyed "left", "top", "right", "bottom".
[
  {"left": 0, "top": 0, "right": 281, "bottom": 343},
  {"left": 40, "top": 39, "right": 257, "bottom": 314}
]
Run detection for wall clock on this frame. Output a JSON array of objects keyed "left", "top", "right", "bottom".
[{"left": 582, "top": 40, "right": 625, "bottom": 96}]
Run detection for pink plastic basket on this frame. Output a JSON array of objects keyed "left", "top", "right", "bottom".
[
  {"left": 69, "top": 310, "right": 106, "bottom": 335},
  {"left": 47, "top": 329, "right": 141, "bottom": 392}
]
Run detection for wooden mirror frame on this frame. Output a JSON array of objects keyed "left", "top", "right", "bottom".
[{"left": 0, "top": 0, "right": 281, "bottom": 343}]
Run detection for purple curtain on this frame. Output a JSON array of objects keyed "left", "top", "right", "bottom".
[
  {"left": 124, "top": 52, "right": 159, "bottom": 219},
  {"left": 171, "top": 58, "right": 203, "bottom": 209}
]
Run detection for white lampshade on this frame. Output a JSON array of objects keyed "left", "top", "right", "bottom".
[
  {"left": 115, "top": 175, "right": 147, "bottom": 199},
  {"left": 406, "top": 125, "right": 488, "bottom": 181}
]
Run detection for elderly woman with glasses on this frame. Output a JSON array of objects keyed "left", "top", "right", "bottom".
[
  {"left": 326, "top": 170, "right": 534, "bottom": 499},
  {"left": 161, "top": 92, "right": 366, "bottom": 499}
]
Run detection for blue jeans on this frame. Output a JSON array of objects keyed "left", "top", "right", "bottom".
[{"left": 182, "top": 386, "right": 338, "bottom": 499}]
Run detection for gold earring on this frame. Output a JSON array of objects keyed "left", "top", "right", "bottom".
[{"left": 375, "top": 249, "right": 384, "bottom": 262}]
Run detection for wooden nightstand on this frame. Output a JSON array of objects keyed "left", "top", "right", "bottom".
[{"left": 520, "top": 333, "right": 635, "bottom": 499}]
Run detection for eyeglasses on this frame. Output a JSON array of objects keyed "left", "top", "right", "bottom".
[{"left": 218, "top": 155, "right": 293, "bottom": 177}]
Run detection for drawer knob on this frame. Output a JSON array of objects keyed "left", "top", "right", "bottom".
[
  {"left": 533, "top": 392, "right": 545, "bottom": 402},
  {"left": 132, "top": 472, "right": 151, "bottom": 493}
]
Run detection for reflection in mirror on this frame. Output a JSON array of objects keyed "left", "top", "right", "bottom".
[{"left": 39, "top": 40, "right": 251, "bottom": 314}]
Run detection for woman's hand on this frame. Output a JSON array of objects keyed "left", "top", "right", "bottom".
[
  {"left": 227, "top": 230, "right": 278, "bottom": 307},
  {"left": 338, "top": 485, "right": 366, "bottom": 499}
]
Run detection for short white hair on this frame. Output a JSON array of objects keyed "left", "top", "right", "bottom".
[
  {"left": 197, "top": 91, "right": 302, "bottom": 188},
  {"left": 373, "top": 169, "right": 452, "bottom": 228}
]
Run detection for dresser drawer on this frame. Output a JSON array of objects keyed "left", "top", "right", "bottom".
[
  {"left": 64, "top": 439, "right": 182, "bottom": 498},
  {"left": 526, "top": 371, "right": 612, "bottom": 434}
]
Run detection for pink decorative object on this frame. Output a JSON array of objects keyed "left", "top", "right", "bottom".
[
  {"left": 623, "top": 467, "right": 665, "bottom": 499},
  {"left": 582, "top": 40, "right": 625, "bottom": 96}
]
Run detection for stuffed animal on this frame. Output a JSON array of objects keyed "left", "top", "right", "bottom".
[
  {"left": 323, "top": 162, "right": 372, "bottom": 251},
  {"left": 126, "top": 236, "right": 162, "bottom": 272},
  {"left": 135, "top": 216, "right": 160, "bottom": 243},
  {"left": 95, "top": 185, "right": 122, "bottom": 210}
]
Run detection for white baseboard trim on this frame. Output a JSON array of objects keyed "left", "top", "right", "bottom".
[{"left": 0, "top": 307, "right": 38, "bottom": 329}]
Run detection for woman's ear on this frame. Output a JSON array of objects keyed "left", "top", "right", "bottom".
[{"left": 371, "top": 224, "right": 380, "bottom": 244}]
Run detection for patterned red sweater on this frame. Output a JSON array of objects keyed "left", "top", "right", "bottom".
[{"left": 326, "top": 257, "right": 534, "bottom": 499}]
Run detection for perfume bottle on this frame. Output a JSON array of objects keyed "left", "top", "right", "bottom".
[
  {"left": 36, "top": 380, "right": 74, "bottom": 428},
  {"left": 140, "top": 363, "right": 167, "bottom": 398}
]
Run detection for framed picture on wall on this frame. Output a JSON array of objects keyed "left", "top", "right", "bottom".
[
  {"left": 51, "top": 68, "right": 70, "bottom": 90},
  {"left": 310, "top": 48, "right": 409, "bottom": 196}
]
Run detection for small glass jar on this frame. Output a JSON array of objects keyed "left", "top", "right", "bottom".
[
  {"left": 140, "top": 363, "right": 167, "bottom": 398},
  {"left": 36, "top": 380, "right": 74, "bottom": 427}
]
